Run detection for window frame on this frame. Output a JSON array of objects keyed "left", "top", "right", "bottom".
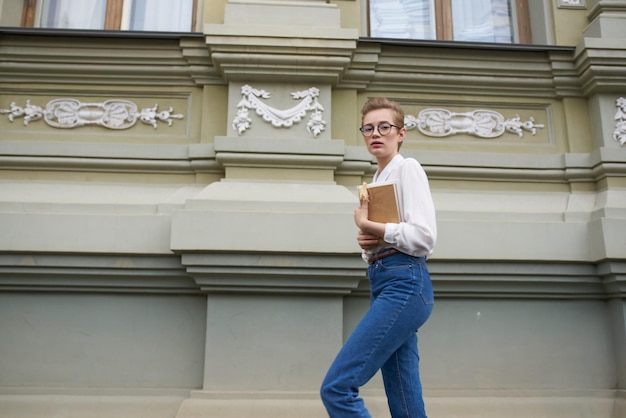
[
  {"left": 20, "top": 0, "right": 198, "bottom": 32},
  {"left": 368, "top": 0, "right": 531, "bottom": 44}
]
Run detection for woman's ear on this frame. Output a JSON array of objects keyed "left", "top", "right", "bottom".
[
  {"left": 398, "top": 127, "right": 406, "bottom": 140},
  {"left": 397, "top": 127, "right": 406, "bottom": 150}
]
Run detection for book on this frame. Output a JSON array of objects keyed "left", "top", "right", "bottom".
[{"left": 359, "top": 181, "right": 400, "bottom": 223}]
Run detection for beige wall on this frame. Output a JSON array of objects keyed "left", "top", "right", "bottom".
[{"left": 0, "top": 0, "right": 625, "bottom": 417}]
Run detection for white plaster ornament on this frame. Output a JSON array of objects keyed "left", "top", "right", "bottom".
[
  {"left": 614, "top": 97, "right": 626, "bottom": 146},
  {"left": 405, "top": 108, "right": 544, "bottom": 139},
  {"left": 0, "top": 99, "right": 183, "bottom": 129},
  {"left": 232, "top": 85, "right": 326, "bottom": 138}
]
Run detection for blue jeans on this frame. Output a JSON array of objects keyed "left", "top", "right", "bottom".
[{"left": 321, "top": 253, "right": 434, "bottom": 418}]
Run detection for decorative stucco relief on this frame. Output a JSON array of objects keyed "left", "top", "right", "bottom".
[
  {"left": 405, "top": 108, "right": 544, "bottom": 139},
  {"left": 614, "top": 97, "right": 626, "bottom": 146},
  {"left": 557, "top": 0, "right": 586, "bottom": 9},
  {"left": 232, "top": 85, "right": 326, "bottom": 138},
  {"left": 0, "top": 99, "right": 183, "bottom": 129}
]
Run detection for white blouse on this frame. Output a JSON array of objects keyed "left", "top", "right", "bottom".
[{"left": 365, "top": 154, "right": 437, "bottom": 260}]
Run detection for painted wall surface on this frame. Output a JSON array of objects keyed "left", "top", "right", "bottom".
[{"left": 0, "top": 0, "right": 625, "bottom": 417}]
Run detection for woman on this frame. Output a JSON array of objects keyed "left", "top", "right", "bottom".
[{"left": 321, "top": 97, "right": 437, "bottom": 418}]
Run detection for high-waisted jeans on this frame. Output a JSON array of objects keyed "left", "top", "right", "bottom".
[{"left": 321, "top": 253, "right": 434, "bottom": 418}]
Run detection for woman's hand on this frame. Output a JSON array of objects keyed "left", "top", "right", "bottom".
[
  {"left": 355, "top": 199, "right": 387, "bottom": 249},
  {"left": 357, "top": 230, "right": 380, "bottom": 250},
  {"left": 354, "top": 198, "right": 369, "bottom": 230}
]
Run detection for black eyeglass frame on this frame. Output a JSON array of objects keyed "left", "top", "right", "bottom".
[{"left": 359, "top": 123, "right": 402, "bottom": 137}]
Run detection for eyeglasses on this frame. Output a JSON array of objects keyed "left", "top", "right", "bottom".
[{"left": 359, "top": 123, "right": 402, "bottom": 137}]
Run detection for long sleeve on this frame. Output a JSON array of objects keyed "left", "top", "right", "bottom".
[{"left": 383, "top": 157, "right": 437, "bottom": 257}]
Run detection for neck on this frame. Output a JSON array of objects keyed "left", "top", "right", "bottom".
[{"left": 376, "top": 153, "right": 397, "bottom": 173}]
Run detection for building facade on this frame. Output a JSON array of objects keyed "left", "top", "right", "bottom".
[{"left": 0, "top": 0, "right": 624, "bottom": 417}]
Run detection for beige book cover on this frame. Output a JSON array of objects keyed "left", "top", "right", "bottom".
[{"left": 359, "top": 182, "right": 400, "bottom": 223}]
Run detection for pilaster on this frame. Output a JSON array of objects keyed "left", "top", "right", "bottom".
[
  {"left": 574, "top": 15, "right": 626, "bottom": 400},
  {"left": 598, "top": 262, "right": 626, "bottom": 392},
  {"left": 172, "top": 3, "right": 364, "bottom": 416},
  {"left": 576, "top": 0, "right": 626, "bottom": 146}
]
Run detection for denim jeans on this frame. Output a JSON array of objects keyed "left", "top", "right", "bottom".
[{"left": 321, "top": 253, "right": 434, "bottom": 418}]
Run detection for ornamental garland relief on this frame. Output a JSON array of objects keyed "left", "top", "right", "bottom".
[
  {"left": 232, "top": 85, "right": 326, "bottom": 138},
  {"left": 614, "top": 97, "right": 626, "bottom": 146},
  {"left": 0, "top": 98, "right": 183, "bottom": 129}
]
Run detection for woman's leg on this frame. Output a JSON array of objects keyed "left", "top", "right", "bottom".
[
  {"left": 320, "top": 291, "right": 406, "bottom": 417},
  {"left": 380, "top": 333, "right": 426, "bottom": 418},
  {"left": 380, "top": 257, "right": 433, "bottom": 418},
  {"left": 320, "top": 254, "right": 433, "bottom": 418}
]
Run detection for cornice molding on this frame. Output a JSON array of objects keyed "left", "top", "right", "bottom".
[
  {"left": 587, "top": 0, "right": 626, "bottom": 21},
  {"left": 0, "top": 252, "right": 618, "bottom": 299},
  {"left": 0, "top": 141, "right": 221, "bottom": 174},
  {"left": 596, "top": 260, "right": 626, "bottom": 298},
  {"left": 0, "top": 30, "right": 221, "bottom": 86},
  {"left": 428, "top": 260, "right": 605, "bottom": 300},
  {"left": 0, "top": 253, "right": 197, "bottom": 294},
  {"left": 204, "top": 29, "right": 357, "bottom": 84},
  {"left": 341, "top": 42, "right": 580, "bottom": 98},
  {"left": 180, "top": 253, "right": 365, "bottom": 295},
  {"left": 575, "top": 38, "right": 626, "bottom": 96},
  {"left": 413, "top": 147, "right": 626, "bottom": 184},
  {"left": 1, "top": 140, "right": 625, "bottom": 183},
  {"left": 2, "top": 28, "right": 624, "bottom": 99}
]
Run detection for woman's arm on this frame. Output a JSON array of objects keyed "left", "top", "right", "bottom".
[
  {"left": 383, "top": 159, "right": 437, "bottom": 257},
  {"left": 354, "top": 198, "right": 386, "bottom": 250}
]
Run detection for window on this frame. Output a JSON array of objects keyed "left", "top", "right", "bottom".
[
  {"left": 368, "top": 0, "right": 531, "bottom": 44},
  {"left": 20, "top": 0, "right": 197, "bottom": 31}
]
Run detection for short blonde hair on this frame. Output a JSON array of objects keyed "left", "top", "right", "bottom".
[{"left": 361, "top": 97, "right": 405, "bottom": 128}]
